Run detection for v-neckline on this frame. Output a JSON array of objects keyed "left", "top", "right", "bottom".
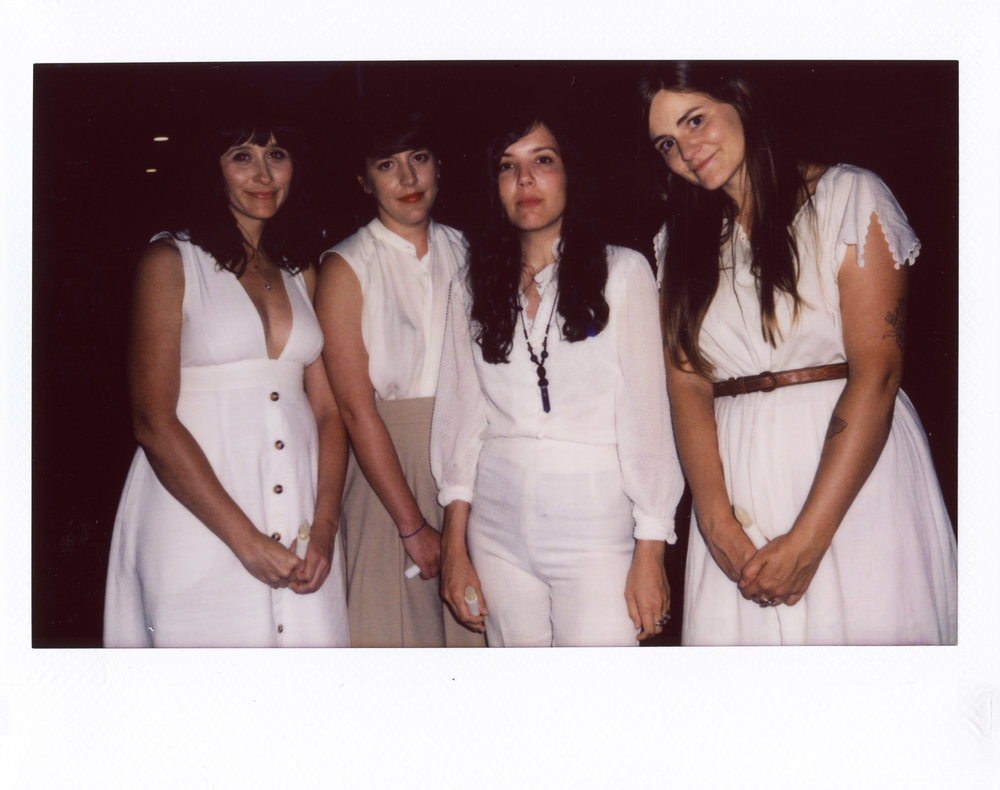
[{"left": 234, "top": 268, "right": 295, "bottom": 361}]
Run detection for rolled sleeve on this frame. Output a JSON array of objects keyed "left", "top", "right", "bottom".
[
  {"left": 610, "top": 249, "right": 684, "bottom": 543},
  {"left": 430, "top": 274, "right": 488, "bottom": 508}
]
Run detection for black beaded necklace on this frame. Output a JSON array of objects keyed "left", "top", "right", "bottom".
[{"left": 517, "top": 288, "right": 559, "bottom": 413}]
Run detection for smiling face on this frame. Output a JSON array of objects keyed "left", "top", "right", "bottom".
[
  {"left": 361, "top": 148, "right": 439, "bottom": 235},
  {"left": 647, "top": 89, "right": 748, "bottom": 209},
  {"left": 497, "top": 123, "right": 567, "bottom": 239},
  {"left": 219, "top": 135, "right": 293, "bottom": 235}
]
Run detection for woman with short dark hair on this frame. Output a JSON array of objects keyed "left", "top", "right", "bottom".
[{"left": 314, "top": 106, "right": 482, "bottom": 647}]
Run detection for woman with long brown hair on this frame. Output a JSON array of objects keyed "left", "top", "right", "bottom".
[
  {"left": 642, "top": 62, "right": 956, "bottom": 645},
  {"left": 432, "top": 109, "right": 683, "bottom": 646}
]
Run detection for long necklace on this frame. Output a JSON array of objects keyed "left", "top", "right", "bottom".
[{"left": 518, "top": 288, "right": 559, "bottom": 413}]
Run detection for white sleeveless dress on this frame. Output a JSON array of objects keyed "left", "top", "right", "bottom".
[
  {"left": 657, "top": 165, "right": 958, "bottom": 645},
  {"left": 104, "top": 235, "right": 350, "bottom": 647}
]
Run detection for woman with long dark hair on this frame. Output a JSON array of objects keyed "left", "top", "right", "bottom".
[
  {"left": 104, "top": 116, "right": 350, "bottom": 647},
  {"left": 314, "top": 107, "right": 483, "bottom": 647},
  {"left": 641, "top": 62, "right": 957, "bottom": 645},
  {"left": 431, "top": 111, "right": 683, "bottom": 646}
]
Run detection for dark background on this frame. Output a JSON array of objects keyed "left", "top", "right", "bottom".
[{"left": 33, "top": 61, "right": 957, "bottom": 647}]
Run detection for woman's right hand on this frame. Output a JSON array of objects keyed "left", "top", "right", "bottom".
[
  {"left": 232, "top": 530, "right": 304, "bottom": 589},
  {"left": 401, "top": 522, "right": 442, "bottom": 579},
  {"left": 440, "top": 545, "right": 487, "bottom": 633},
  {"left": 700, "top": 514, "right": 758, "bottom": 584}
]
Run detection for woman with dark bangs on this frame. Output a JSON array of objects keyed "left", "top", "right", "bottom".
[
  {"left": 642, "top": 62, "right": 957, "bottom": 645},
  {"left": 431, "top": 111, "right": 684, "bottom": 646},
  {"left": 104, "top": 117, "right": 350, "bottom": 647},
  {"left": 315, "top": 107, "right": 483, "bottom": 647}
]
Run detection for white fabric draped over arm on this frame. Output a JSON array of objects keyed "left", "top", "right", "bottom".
[{"left": 430, "top": 274, "right": 488, "bottom": 507}]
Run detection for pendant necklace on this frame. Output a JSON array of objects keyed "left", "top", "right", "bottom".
[
  {"left": 246, "top": 246, "right": 272, "bottom": 291},
  {"left": 518, "top": 287, "right": 559, "bottom": 413},
  {"left": 251, "top": 261, "right": 273, "bottom": 291}
]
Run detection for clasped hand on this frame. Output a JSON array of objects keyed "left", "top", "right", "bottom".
[
  {"left": 737, "top": 532, "right": 824, "bottom": 607},
  {"left": 236, "top": 528, "right": 333, "bottom": 593},
  {"left": 706, "top": 519, "right": 822, "bottom": 607}
]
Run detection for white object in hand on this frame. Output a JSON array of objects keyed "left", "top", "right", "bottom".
[
  {"left": 733, "top": 505, "right": 769, "bottom": 550},
  {"left": 404, "top": 563, "right": 422, "bottom": 579},
  {"left": 295, "top": 520, "right": 311, "bottom": 560},
  {"left": 464, "top": 586, "right": 480, "bottom": 617}
]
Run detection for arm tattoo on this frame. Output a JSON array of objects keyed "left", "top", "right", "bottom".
[
  {"left": 826, "top": 415, "right": 847, "bottom": 440},
  {"left": 882, "top": 297, "right": 906, "bottom": 351}
]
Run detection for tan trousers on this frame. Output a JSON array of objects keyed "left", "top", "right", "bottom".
[{"left": 340, "top": 397, "right": 484, "bottom": 648}]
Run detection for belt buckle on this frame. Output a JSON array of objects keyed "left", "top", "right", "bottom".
[{"left": 758, "top": 371, "right": 778, "bottom": 392}]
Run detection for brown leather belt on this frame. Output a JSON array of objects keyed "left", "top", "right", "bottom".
[{"left": 712, "top": 363, "right": 848, "bottom": 398}]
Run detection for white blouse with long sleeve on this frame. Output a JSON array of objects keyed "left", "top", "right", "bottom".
[
  {"left": 324, "top": 218, "right": 467, "bottom": 400},
  {"left": 430, "top": 244, "right": 684, "bottom": 543}
]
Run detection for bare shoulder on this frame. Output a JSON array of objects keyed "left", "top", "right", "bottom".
[
  {"left": 139, "top": 237, "right": 181, "bottom": 267},
  {"left": 317, "top": 251, "right": 361, "bottom": 294},
  {"left": 136, "top": 238, "right": 184, "bottom": 288}
]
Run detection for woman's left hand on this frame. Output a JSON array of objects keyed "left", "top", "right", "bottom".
[
  {"left": 290, "top": 519, "right": 335, "bottom": 594},
  {"left": 625, "top": 540, "right": 671, "bottom": 640},
  {"left": 737, "top": 531, "right": 828, "bottom": 607}
]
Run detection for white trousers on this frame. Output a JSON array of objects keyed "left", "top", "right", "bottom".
[{"left": 468, "top": 438, "right": 639, "bottom": 647}]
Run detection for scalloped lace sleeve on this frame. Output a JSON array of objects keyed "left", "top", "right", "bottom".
[
  {"left": 652, "top": 222, "right": 668, "bottom": 288},
  {"left": 828, "top": 165, "right": 921, "bottom": 274}
]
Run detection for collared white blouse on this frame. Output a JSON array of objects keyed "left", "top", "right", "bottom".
[
  {"left": 324, "top": 218, "right": 467, "bottom": 400},
  {"left": 430, "top": 244, "right": 683, "bottom": 542}
]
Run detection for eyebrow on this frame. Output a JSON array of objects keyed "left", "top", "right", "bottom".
[
  {"left": 502, "top": 146, "right": 559, "bottom": 157},
  {"left": 676, "top": 106, "right": 703, "bottom": 126},
  {"left": 649, "top": 104, "right": 705, "bottom": 145}
]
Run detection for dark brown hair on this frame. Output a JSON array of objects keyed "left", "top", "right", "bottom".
[
  {"left": 640, "top": 62, "right": 809, "bottom": 376},
  {"left": 181, "top": 118, "right": 311, "bottom": 276},
  {"left": 467, "top": 110, "right": 609, "bottom": 364}
]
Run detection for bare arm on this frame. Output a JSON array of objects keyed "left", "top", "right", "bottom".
[
  {"left": 289, "top": 268, "right": 350, "bottom": 593},
  {"left": 740, "top": 214, "right": 907, "bottom": 605},
  {"left": 665, "top": 340, "right": 757, "bottom": 585},
  {"left": 129, "top": 240, "right": 301, "bottom": 588},
  {"left": 313, "top": 253, "right": 440, "bottom": 578}
]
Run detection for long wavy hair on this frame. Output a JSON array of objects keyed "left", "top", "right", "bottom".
[
  {"left": 468, "top": 111, "right": 610, "bottom": 364},
  {"left": 639, "top": 62, "right": 809, "bottom": 376},
  {"left": 181, "top": 117, "right": 312, "bottom": 276}
]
